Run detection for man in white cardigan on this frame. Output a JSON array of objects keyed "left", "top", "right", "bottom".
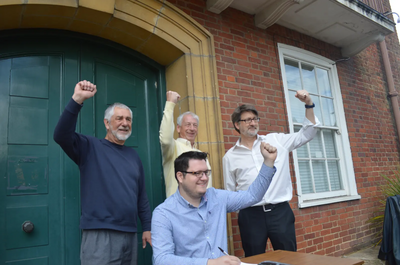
[{"left": 159, "top": 91, "right": 212, "bottom": 198}]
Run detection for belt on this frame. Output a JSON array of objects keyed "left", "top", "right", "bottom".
[{"left": 256, "top": 201, "right": 287, "bottom": 212}]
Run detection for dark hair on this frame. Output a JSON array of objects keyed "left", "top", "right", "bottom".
[
  {"left": 174, "top": 151, "right": 208, "bottom": 182},
  {"left": 231, "top": 104, "right": 259, "bottom": 133}
]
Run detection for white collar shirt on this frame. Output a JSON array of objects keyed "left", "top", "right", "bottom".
[{"left": 223, "top": 116, "right": 320, "bottom": 205}]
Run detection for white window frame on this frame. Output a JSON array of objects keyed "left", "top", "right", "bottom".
[{"left": 278, "top": 43, "right": 361, "bottom": 208}]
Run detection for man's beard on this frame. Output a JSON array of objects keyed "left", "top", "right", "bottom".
[
  {"left": 110, "top": 125, "right": 132, "bottom": 141},
  {"left": 245, "top": 126, "right": 259, "bottom": 137}
]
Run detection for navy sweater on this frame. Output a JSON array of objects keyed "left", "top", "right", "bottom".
[{"left": 54, "top": 99, "right": 151, "bottom": 232}]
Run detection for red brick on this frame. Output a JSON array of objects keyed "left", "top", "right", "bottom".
[{"left": 170, "top": 0, "right": 400, "bottom": 258}]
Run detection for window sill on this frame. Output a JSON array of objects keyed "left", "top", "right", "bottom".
[{"left": 298, "top": 194, "right": 361, "bottom": 208}]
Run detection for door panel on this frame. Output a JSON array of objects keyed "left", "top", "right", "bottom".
[
  {"left": 0, "top": 33, "right": 165, "bottom": 265},
  {"left": 0, "top": 55, "right": 62, "bottom": 264}
]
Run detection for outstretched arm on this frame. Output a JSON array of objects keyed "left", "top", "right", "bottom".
[
  {"left": 159, "top": 91, "right": 180, "bottom": 159},
  {"left": 53, "top": 81, "right": 97, "bottom": 164},
  {"left": 225, "top": 143, "right": 277, "bottom": 212}
]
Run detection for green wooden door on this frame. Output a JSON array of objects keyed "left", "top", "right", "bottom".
[
  {"left": 0, "top": 32, "right": 165, "bottom": 265},
  {"left": 0, "top": 55, "right": 63, "bottom": 265}
]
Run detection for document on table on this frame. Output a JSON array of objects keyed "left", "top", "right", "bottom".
[{"left": 241, "top": 262, "right": 257, "bottom": 265}]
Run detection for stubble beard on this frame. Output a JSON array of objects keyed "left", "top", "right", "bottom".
[{"left": 245, "top": 126, "right": 259, "bottom": 137}]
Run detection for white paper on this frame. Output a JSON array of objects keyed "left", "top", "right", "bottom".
[{"left": 241, "top": 262, "right": 257, "bottom": 265}]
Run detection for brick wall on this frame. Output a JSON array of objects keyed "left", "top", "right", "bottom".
[{"left": 168, "top": 0, "right": 400, "bottom": 257}]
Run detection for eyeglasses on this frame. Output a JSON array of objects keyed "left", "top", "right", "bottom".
[
  {"left": 181, "top": 170, "right": 211, "bottom": 178},
  {"left": 239, "top": 117, "right": 260, "bottom": 124}
]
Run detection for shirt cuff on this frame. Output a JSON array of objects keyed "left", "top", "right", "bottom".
[
  {"left": 260, "top": 163, "right": 277, "bottom": 178},
  {"left": 165, "top": 101, "right": 176, "bottom": 111},
  {"left": 303, "top": 116, "right": 321, "bottom": 127}
]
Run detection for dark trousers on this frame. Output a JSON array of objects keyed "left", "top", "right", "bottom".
[{"left": 238, "top": 201, "right": 297, "bottom": 257}]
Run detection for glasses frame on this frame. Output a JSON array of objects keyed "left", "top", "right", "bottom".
[
  {"left": 238, "top": 117, "right": 260, "bottom": 124},
  {"left": 181, "top": 170, "right": 211, "bottom": 178}
]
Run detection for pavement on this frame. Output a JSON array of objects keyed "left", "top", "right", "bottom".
[{"left": 343, "top": 245, "right": 386, "bottom": 265}]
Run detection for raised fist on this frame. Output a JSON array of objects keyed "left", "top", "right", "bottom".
[
  {"left": 166, "top": 91, "right": 180, "bottom": 104},
  {"left": 72, "top": 80, "right": 97, "bottom": 104},
  {"left": 260, "top": 142, "right": 277, "bottom": 168},
  {"left": 295, "top": 90, "right": 313, "bottom": 105}
]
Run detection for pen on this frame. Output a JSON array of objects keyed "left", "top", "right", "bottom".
[{"left": 218, "top": 247, "right": 229, "bottom": 256}]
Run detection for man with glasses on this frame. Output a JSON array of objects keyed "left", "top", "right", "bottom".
[
  {"left": 223, "top": 90, "right": 320, "bottom": 256},
  {"left": 159, "top": 91, "right": 212, "bottom": 198},
  {"left": 152, "top": 144, "right": 277, "bottom": 265}
]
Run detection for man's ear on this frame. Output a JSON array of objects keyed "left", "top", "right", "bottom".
[
  {"left": 176, "top": 172, "right": 184, "bottom": 183},
  {"left": 176, "top": 125, "right": 181, "bottom": 136},
  {"left": 234, "top": 122, "right": 240, "bottom": 132},
  {"left": 104, "top": 119, "right": 110, "bottom": 131}
]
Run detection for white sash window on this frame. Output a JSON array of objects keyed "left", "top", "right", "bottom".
[{"left": 278, "top": 44, "right": 360, "bottom": 208}]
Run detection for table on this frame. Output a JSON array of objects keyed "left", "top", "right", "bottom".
[{"left": 241, "top": 250, "right": 364, "bottom": 265}]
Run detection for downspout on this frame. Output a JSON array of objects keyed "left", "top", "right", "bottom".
[{"left": 379, "top": 39, "right": 400, "bottom": 142}]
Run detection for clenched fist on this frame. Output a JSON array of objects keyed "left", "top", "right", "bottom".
[
  {"left": 260, "top": 142, "right": 277, "bottom": 168},
  {"left": 295, "top": 90, "right": 313, "bottom": 105},
  {"left": 166, "top": 91, "right": 180, "bottom": 104},
  {"left": 72, "top": 80, "right": 97, "bottom": 104}
]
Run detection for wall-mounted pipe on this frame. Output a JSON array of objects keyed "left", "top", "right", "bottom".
[{"left": 379, "top": 39, "right": 400, "bottom": 143}]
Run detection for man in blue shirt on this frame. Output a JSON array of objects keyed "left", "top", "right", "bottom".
[
  {"left": 151, "top": 143, "right": 277, "bottom": 265},
  {"left": 54, "top": 80, "right": 152, "bottom": 265}
]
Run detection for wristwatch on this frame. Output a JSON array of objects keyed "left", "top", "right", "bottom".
[{"left": 305, "top": 103, "right": 315, "bottom": 108}]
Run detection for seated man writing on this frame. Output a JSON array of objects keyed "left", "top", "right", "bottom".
[{"left": 151, "top": 143, "right": 277, "bottom": 265}]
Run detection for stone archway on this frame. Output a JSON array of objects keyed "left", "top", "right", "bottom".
[{"left": 0, "top": 0, "right": 225, "bottom": 188}]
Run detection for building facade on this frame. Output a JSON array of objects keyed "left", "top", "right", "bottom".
[{"left": 0, "top": 0, "right": 399, "bottom": 264}]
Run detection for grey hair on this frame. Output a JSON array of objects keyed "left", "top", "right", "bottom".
[
  {"left": 104, "top": 103, "right": 133, "bottom": 122},
  {"left": 177, "top": 111, "right": 199, "bottom": 126}
]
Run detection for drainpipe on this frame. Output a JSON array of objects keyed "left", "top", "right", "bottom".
[{"left": 379, "top": 39, "right": 400, "bottom": 142}]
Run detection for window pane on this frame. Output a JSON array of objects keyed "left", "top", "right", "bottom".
[
  {"left": 312, "top": 160, "right": 329, "bottom": 192},
  {"left": 317, "top": 68, "right": 332, "bottom": 97},
  {"left": 323, "top": 130, "right": 337, "bottom": 158},
  {"left": 289, "top": 90, "right": 304, "bottom": 123},
  {"left": 295, "top": 126, "right": 308, "bottom": 158},
  {"left": 299, "top": 161, "right": 313, "bottom": 194},
  {"left": 301, "top": 63, "right": 318, "bottom": 94},
  {"left": 321, "top": 98, "right": 336, "bottom": 126},
  {"left": 312, "top": 96, "right": 323, "bottom": 123},
  {"left": 328, "top": 161, "right": 342, "bottom": 191},
  {"left": 284, "top": 59, "right": 302, "bottom": 91},
  {"left": 310, "top": 129, "right": 324, "bottom": 158}
]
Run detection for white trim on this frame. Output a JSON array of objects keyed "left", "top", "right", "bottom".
[
  {"left": 299, "top": 195, "right": 362, "bottom": 208},
  {"left": 277, "top": 43, "right": 360, "bottom": 208}
]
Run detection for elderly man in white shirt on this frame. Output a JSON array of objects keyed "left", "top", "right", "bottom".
[{"left": 223, "top": 90, "right": 320, "bottom": 257}]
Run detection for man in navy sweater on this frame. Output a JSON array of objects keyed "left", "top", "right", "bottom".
[{"left": 54, "top": 80, "right": 152, "bottom": 265}]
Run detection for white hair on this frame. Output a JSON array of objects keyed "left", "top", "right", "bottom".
[
  {"left": 177, "top": 111, "right": 199, "bottom": 125},
  {"left": 104, "top": 103, "right": 133, "bottom": 122}
]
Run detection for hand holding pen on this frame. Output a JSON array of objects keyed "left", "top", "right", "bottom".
[{"left": 206, "top": 247, "right": 241, "bottom": 265}]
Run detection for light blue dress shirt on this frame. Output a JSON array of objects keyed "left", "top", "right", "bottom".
[{"left": 152, "top": 164, "right": 276, "bottom": 265}]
